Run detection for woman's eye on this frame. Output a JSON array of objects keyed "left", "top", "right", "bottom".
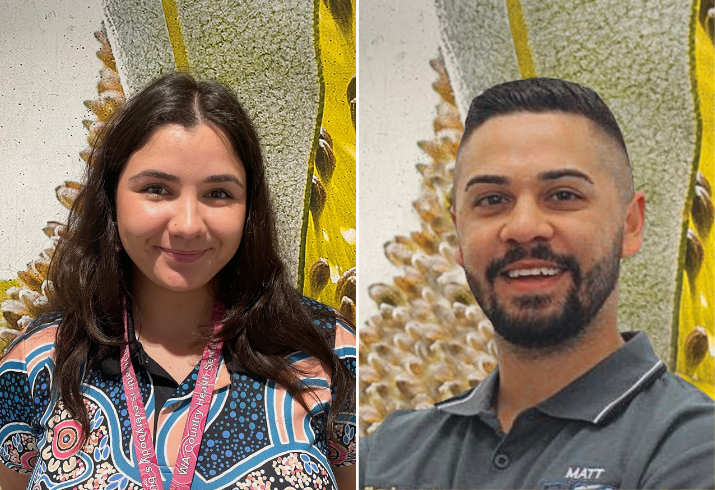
[
  {"left": 207, "top": 189, "right": 232, "bottom": 199},
  {"left": 142, "top": 185, "right": 167, "bottom": 196}
]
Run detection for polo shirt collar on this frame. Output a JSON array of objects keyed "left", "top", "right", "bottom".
[
  {"left": 435, "top": 366, "right": 498, "bottom": 417},
  {"left": 436, "top": 331, "right": 667, "bottom": 425}
]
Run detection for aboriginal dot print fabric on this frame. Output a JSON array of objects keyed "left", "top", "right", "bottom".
[{"left": 0, "top": 299, "right": 356, "bottom": 490}]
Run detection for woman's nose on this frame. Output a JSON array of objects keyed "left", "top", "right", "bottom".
[{"left": 169, "top": 195, "right": 206, "bottom": 239}]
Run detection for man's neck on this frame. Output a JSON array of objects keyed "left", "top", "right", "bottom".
[{"left": 495, "top": 316, "right": 624, "bottom": 433}]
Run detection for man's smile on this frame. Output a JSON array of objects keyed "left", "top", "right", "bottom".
[{"left": 500, "top": 268, "right": 569, "bottom": 295}]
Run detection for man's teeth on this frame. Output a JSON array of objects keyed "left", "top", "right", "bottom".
[{"left": 506, "top": 267, "right": 562, "bottom": 278}]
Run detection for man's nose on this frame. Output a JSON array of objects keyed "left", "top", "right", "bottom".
[{"left": 498, "top": 198, "right": 554, "bottom": 245}]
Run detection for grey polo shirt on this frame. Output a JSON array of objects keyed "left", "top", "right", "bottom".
[{"left": 359, "top": 332, "right": 715, "bottom": 489}]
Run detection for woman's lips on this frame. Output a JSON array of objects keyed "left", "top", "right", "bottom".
[{"left": 159, "top": 248, "right": 207, "bottom": 263}]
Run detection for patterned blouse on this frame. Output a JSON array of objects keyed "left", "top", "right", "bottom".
[{"left": 0, "top": 299, "right": 356, "bottom": 490}]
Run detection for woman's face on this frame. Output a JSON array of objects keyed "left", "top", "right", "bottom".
[{"left": 115, "top": 123, "right": 247, "bottom": 296}]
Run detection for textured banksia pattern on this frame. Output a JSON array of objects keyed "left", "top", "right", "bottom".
[
  {"left": 0, "top": 26, "right": 124, "bottom": 354},
  {"left": 359, "top": 56, "right": 498, "bottom": 437}
]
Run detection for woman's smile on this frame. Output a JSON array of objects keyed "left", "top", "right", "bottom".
[{"left": 158, "top": 247, "right": 209, "bottom": 263}]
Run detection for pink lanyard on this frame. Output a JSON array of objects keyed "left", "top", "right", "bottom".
[{"left": 121, "top": 304, "right": 224, "bottom": 490}]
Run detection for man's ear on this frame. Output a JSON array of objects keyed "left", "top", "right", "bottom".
[
  {"left": 621, "top": 191, "right": 646, "bottom": 258},
  {"left": 450, "top": 205, "right": 464, "bottom": 266}
]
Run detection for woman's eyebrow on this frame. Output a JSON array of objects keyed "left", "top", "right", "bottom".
[
  {"left": 204, "top": 174, "right": 244, "bottom": 188},
  {"left": 126, "top": 170, "right": 244, "bottom": 188},
  {"left": 128, "top": 170, "right": 179, "bottom": 183}
]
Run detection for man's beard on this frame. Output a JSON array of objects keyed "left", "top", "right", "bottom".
[{"left": 464, "top": 234, "right": 622, "bottom": 351}]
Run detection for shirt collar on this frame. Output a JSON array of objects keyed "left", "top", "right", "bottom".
[
  {"left": 436, "top": 331, "right": 667, "bottom": 425},
  {"left": 435, "top": 367, "right": 498, "bottom": 416},
  {"left": 99, "top": 303, "right": 232, "bottom": 393}
]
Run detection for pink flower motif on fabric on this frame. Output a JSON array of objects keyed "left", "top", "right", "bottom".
[
  {"left": 327, "top": 441, "right": 347, "bottom": 466},
  {"left": 51, "top": 419, "right": 83, "bottom": 459},
  {"left": 327, "top": 421, "right": 355, "bottom": 467},
  {"left": 20, "top": 450, "right": 37, "bottom": 471}
]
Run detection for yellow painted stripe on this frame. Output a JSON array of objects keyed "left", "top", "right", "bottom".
[
  {"left": 504, "top": 0, "right": 537, "bottom": 79},
  {"left": 161, "top": 0, "right": 190, "bottom": 71},
  {"left": 674, "top": 0, "right": 714, "bottom": 395}
]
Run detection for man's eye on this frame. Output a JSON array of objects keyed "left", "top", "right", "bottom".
[
  {"left": 476, "top": 194, "right": 508, "bottom": 207},
  {"left": 206, "top": 189, "right": 232, "bottom": 199},
  {"left": 551, "top": 190, "right": 580, "bottom": 201}
]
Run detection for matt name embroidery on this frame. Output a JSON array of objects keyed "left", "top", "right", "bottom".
[{"left": 565, "top": 467, "right": 606, "bottom": 480}]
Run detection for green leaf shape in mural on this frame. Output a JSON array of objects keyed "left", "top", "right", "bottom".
[{"left": 103, "top": 0, "right": 321, "bottom": 283}]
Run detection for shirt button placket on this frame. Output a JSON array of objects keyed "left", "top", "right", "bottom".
[{"left": 493, "top": 453, "right": 510, "bottom": 470}]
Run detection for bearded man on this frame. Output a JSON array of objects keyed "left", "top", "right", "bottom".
[{"left": 359, "top": 78, "right": 714, "bottom": 490}]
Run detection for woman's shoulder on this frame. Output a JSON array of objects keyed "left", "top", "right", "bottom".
[
  {"left": 299, "top": 296, "right": 355, "bottom": 336},
  {"left": 299, "top": 296, "right": 336, "bottom": 329},
  {"left": 298, "top": 297, "right": 356, "bottom": 366},
  {"left": 2, "top": 311, "right": 62, "bottom": 362}
]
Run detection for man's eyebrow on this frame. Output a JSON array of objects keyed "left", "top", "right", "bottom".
[
  {"left": 464, "top": 174, "right": 509, "bottom": 191},
  {"left": 204, "top": 174, "right": 245, "bottom": 188},
  {"left": 538, "top": 168, "right": 594, "bottom": 185},
  {"left": 128, "top": 170, "right": 179, "bottom": 183}
]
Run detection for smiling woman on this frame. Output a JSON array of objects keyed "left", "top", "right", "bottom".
[
  {"left": 116, "top": 124, "right": 248, "bottom": 298},
  {"left": 0, "top": 73, "right": 356, "bottom": 490}
]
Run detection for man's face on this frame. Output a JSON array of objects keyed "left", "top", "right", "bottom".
[{"left": 451, "top": 112, "right": 644, "bottom": 350}]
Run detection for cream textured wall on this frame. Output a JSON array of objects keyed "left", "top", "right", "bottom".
[
  {"left": 0, "top": 0, "right": 101, "bottom": 278},
  {"left": 358, "top": 0, "right": 443, "bottom": 325}
]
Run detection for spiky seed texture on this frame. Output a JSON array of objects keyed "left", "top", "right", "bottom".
[
  {"left": 310, "top": 174, "right": 328, "bottom": 222},
  {"left": 336, "top": 267, "right": 356, "bottom": 303},
  {"left": 315, "top": 130, "right": 337, "bottom": 183},
  {"left": 699, "top": 0, "right": 714, "bottom": 41},
  {"left": 309, "top": 258, "right": 331, "bottom": 295},
  {"left": 359, "top": 56, "right": 497, "bottom": 437},
  {"left": 686, "top": 228, "right": 705, "bottom": 280},
  {"left": 319, "top": 126, "right": 333, "bottom": 149},
  {"left": 692, "top": 173, "right": 714, "bottom": 235},
  {"left": 347, "top": 75, "right": 356, "bottom": 129},
  {"left": 340, "top": 296, "right": 355, "bottom": 323},
  {"left": 683, "top": 326, "right": 709, "bottom": 376}
]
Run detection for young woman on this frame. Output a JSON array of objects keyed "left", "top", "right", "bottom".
[{"left": 0, "top": 73, "right": 356, "bottom": 490}]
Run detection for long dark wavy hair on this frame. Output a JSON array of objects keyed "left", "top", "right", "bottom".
[{"left": 47, "top": 72, "right": 354, "bottom": 440}]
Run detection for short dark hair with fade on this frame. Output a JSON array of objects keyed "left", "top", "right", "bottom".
[
  {"left": 461, "top": 77, "right": 632, "bottom": 197},
  {"left": 464, "top": 77, "right": 628, "bottom": 156}
]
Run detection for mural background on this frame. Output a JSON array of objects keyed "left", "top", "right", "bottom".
[
  {"left": 0, "top": 0, "right": 356, "bottom": 353},
  {"left": 359, "top": 0, "right": 714, "bottom": 436}
]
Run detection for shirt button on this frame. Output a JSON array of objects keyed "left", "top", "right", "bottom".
[{"left": 493, "top": 453, "right": 510, "bottom": 469}]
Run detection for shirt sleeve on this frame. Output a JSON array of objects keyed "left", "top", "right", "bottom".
[
  {"left": 358, "top": 434, "right": 370, "bottom": 488},
  {"left": 327, "top": 317, "right": 356, "bottom": 467},
  {"left": 635, "top": 386, "right": 715, "bottom": 490},
  {"left": 0, "top": 333, "right": 41, "bottom": 474}
]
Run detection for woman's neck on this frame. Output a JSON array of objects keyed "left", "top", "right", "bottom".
[{"left": 131, "top": 277, "right": 215, "bottom": 355}]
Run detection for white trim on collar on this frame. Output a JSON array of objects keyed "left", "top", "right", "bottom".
[
  {"left": 437, "top": 383, "right": 483, "bottom": 410},
  {"left": 592, "top": 360, "right": 665, "bottom": 424}
]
